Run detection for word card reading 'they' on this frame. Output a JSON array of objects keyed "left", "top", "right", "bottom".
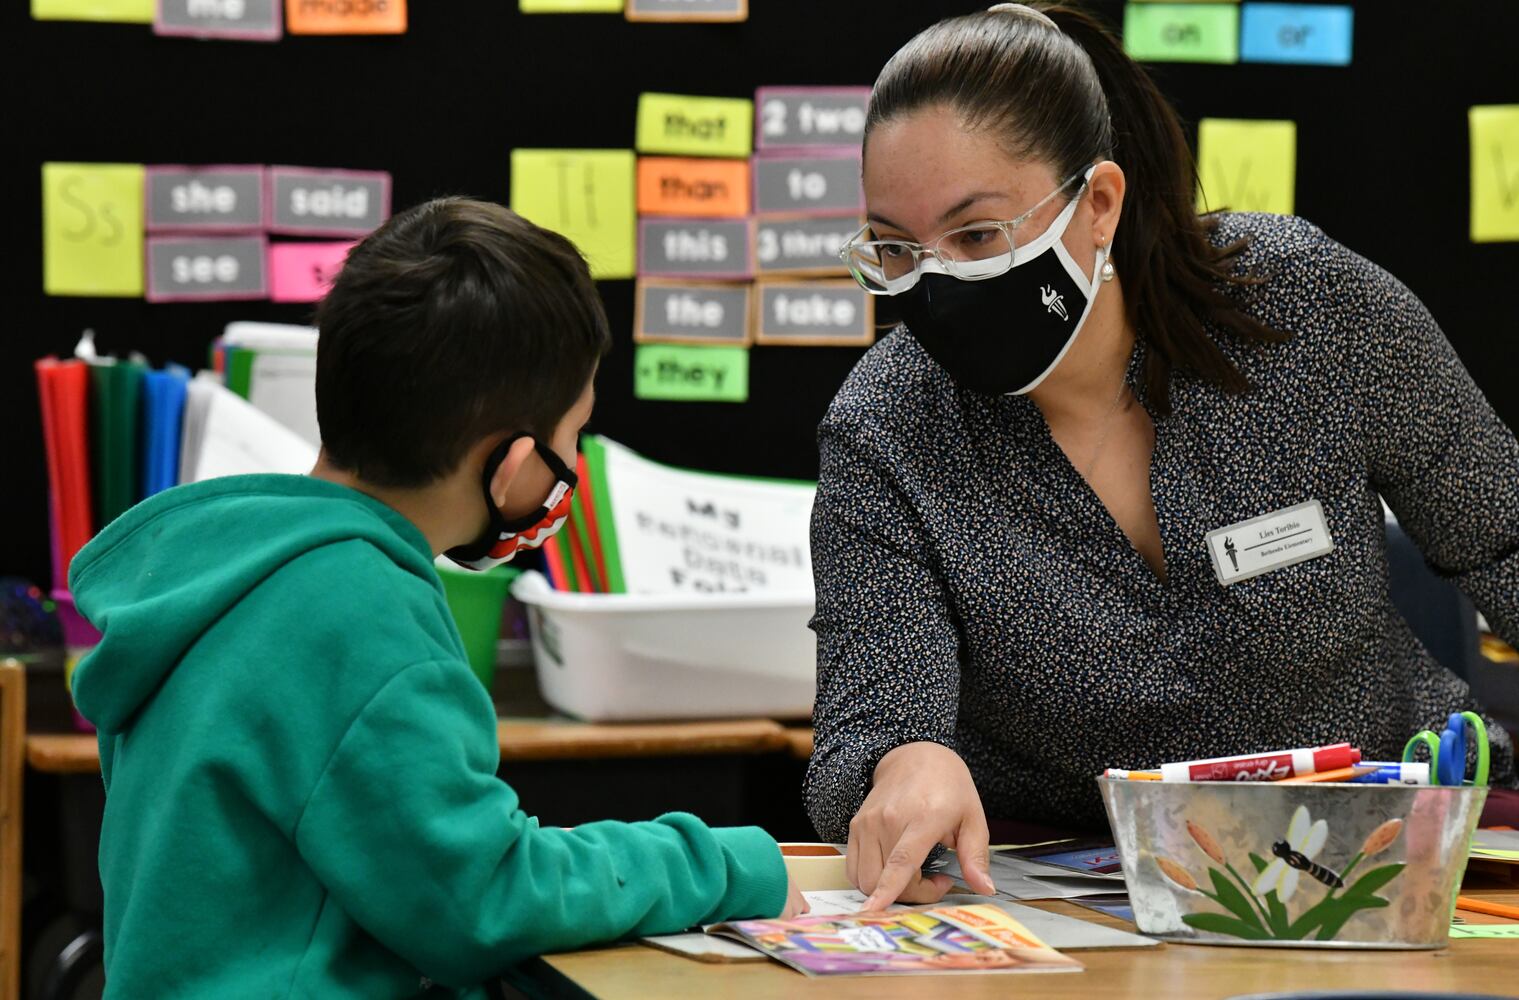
[
  {"left": 1470, "top": 105, "right": 1519, "bottom": 243},
  {"left": 754, "top": 280, "right": 873, "bottom": 346},
  {"left": 511, "top": 149, "right": 636, "bottom": 280},
  {"left": 156, "top": 0, "right": 282, "bottom": 39},
  {"left": 637, "top": 157, "right": 750, "bottom": 218},
  {"left": 43, "top": 162, "right": 145, "bottom": 297},
  {"left": 634, "top": 344, "right": 749, "bottom": 403},
  {"left": 635, "top": 280, "right": 752, "bottom": 346},
  {"left": 625, "top": 0, "right": 744, "bottom": 22},
  {"left": 1196, "top": 118, "right": 1296, "bottom": 216},
  {"left": 268, "top": 166, "right": 390, "bottom": 237},
  {"left": 285, "top": 0, "right": 404, "bottom": 34},
  {"left": 147, "top": 235, "right": 268, "bottom": 302},
  {"left": 147, "top": 166, "right": 265, "bottom": 232},
  {"left": 1240, "top": 3, "right": 1353, "bottom": 66},
  {"left": 639, "top": 218, "right": 753, "bottom": 280},
  {"left": 756, "top": 87, "right": 870, "bottom": 153},
  {"left": 752, "top": 154, "right": 863, "bottom": 216},
  {"left": 637, "top": 93, "right": 754, "bottom": 159},
  {"left": 1123, "top": 3, "right": 1240, "bottom": 64}
]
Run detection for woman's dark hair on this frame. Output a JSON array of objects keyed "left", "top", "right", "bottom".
[
  {"left": 864, "top": 1, "right": 1287, "bottom": 412},
  {"left": 316, "top": 197, "right": 610, "bottom": 487}
]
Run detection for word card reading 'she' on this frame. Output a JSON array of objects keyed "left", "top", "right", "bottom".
[
  {"left": 155, "top": 0, "right": 282, "bottom": 40},
  {"left": 755, "top": 87, "right": 870, "bottom": 153},
  {"left": 1470, "top": 104, "right": 1519, "bottom": 243},
  {"left": 1195, "top": 118, "right": 1296, "bottom": 216},
  {"left": 147, "top": 166, "right": 266, "bottom": 232},
  {"left": 639, "top": 218, "right": 753, "bottom": 280},
  {"left": 636, "top": 93, "right": 754, "bottom": 159},
  {"left": 635, "top": 280, "right": 752, "bottom": 346},
  {"left": 1122, "top": 3, "right": 1240, "bottom": 64},
  {"left": 267, "top": 166, "right": 390, "bottom": 237},
  {"left": 637, "top": 157, "right": 750, "bottom": 218},
  {"left": 147, "top": 235, "right": 269, "bottom": 302},
  {"left": 42, "top": 162, "right": 145, "bottom": 297},
  {"left": 1239, "top": 3, "right": 1353, "bottom": 66},
  {"left": 754, "top": 214, "right": 858, "bottom": 276},
  {"left": 284, "top": 0, "right": 405, "bottom": 33},
  {"left": 634, "top": 344, "right": 749, "bottom": 403},
  {"left": 753, "top": 280, "right": 874, "bottom": 347},
  {"left": 625, "top": 0, "right": 744, "bottom": 22},
  {"left": 752, "top": 154, "right": 863, "bottom": 217},
  {"left": 269, "top": 241, "right": 353, "bottom": 302}
]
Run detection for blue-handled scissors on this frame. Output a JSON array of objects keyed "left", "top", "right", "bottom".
[{"left": 1402, "top": 711, "right": 1490, "bottom": 787}]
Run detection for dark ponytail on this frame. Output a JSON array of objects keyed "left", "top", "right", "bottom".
[{"left": 864, "top": 2, "right": 1287, "bottom": 414}]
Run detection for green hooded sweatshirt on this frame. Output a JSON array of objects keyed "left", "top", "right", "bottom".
[{"left": 70, "top": 474, "right": 787, "bottom": 998}]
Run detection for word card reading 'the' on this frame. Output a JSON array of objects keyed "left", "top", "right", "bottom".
[
  {"left": 634, "top": 344, "right": 749, "bottom": 403},
  {"left": 511, "top": 149, "right": 636, "bottom": 280},
  {"left": 43, "top": 162, "right": 145, "bottom": 297},
  {"left": 1470, "top": 105, "right": 1519, "bottom": 243},
  {"left": 635, "top": 280, "right": 752, "bottom": 346},
  {"left": 1196, "top": 118, "right": 1296, "bottom": 216}
]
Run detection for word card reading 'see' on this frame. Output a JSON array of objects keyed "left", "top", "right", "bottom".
[
  {"left": 754, "top": 214, "right": 859, "bottom": 277},
  {"left": 146, "top": 166, "right": 265, "bottom": 232},
  {"left": 284, "top": 0, "right": 405, "bottom": 34},
  {"left": 155, "top": 0, "right": 282, "bottom": 40},
  {"left": 755, "top": 87, "right": 870, "bottom": 153},
  {"left": 633, "top": 344, "right": 749, "bottom": 404},
  {"left": 636, "top": 94, "right": 754, "bottom": 159},
  {"left": 1239, "top": 3, "right": 1353, "bottom": 66},
  {"left": 147, "top": 235, "right": 269, "bottom": 302},
  {"left": 754, "top": 280, "right": 874, "bottom": 347},
  {"left": 267, "top": 167, "right": 390, "bottom": 237},
  {"left": 625, "top": 0, "right": 744, "bottom": 22},
  {"left": 752, "top": 154, "right": 863, "bottom": 217},
  {"left": 637, "top": 157, "right": 751, "bottom": 219},
  {"left": 639, "top": 218, "right": 753, "bottom": 280},
  {"left": 1122, "top": 3, "right": 1241, "bottom": 65},
  {"left": 269, "top": 241, "right": 353, "bottom": 303},
  {"left": 635, "top": 280, "right": 753, "bottom": 346}
]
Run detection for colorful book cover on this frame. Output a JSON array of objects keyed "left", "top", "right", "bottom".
[{"left": 710, "top": 903, "right": 1082, "bottom": 977}]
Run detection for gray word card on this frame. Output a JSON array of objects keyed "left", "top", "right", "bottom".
[
  {"left": 626, "top": 0, "right": 745, "bottom": 22},
  {"left": 267, "top": 166, "right": 390, "bottom": 237},
  {"left": 155, "top": 0, "right": 282, "bottom": 40},
  {"left": 754, "top": 214, "right": 859, "bottom": 276},
  {"left": 636, "top": 281, "right": 753, "bottom": 346},
  {"left": 752, "top": 154, "right": 863, "bottom": 217},
  {"left": 755, "top": 87, "right": 870, "bottom": 153},
  {"left": 754, "top": 280, "right": 874, "bottom": 346},
  {"left": 146, "top": 235, "right": 268, "bottom": 302},
  {"left": 640, "top": 219, "right": 753, "bottom": 279},
  {"left": 146, "top": 166, "right": 266, "bottom": 232}
]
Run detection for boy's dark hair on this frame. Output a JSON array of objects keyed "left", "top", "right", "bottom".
[{"left": 316, "top": 197, "right": 610, "bottom": 487}]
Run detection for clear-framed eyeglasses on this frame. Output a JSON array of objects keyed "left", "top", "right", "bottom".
[{"left": 839, "top": 164, "right": 1093, "bottom": 296}]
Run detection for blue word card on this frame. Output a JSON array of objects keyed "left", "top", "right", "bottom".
[{"left": 1240, "top": 3, "right": 1353, "bottom": 66}]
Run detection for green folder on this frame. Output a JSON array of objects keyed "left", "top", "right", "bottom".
[{"left": 90, "top": 360, "right": 146, "bottom": 527}]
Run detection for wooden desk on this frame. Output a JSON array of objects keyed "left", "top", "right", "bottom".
[
  {"left": 534, "top": 891, "right": 1519, "bottom": 999},
  {"left": 26, "top": 718, "right": 792, "bottom": 775}
]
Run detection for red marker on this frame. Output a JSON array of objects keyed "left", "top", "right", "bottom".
[{"left": 1158, "top": 743, "right": 1362, "bottom": 783}]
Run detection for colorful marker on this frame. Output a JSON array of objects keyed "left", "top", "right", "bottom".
[
  {"left": 1102, "top": 768, "right": 1162, "bottom": 781},
  {"left": 1158, "top": 743, "right": 1363, "bottom": 783},
  {"left": 1347, "top": 761, "right": 1432, "bottom": 786}
]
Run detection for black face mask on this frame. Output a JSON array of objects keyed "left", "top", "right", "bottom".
[{"left": 896, "top": 196, "right": 1107, "bottom": 396}]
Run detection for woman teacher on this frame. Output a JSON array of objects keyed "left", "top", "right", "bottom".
[{"left": 804, "top": 2, "right": 1519, "bottom": 910}]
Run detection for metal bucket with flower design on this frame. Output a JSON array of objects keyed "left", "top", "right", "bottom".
[{"left": 1098, "top": 778, "right": 1487, "bottom": 948}]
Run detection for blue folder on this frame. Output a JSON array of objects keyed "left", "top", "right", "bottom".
[{"left": 140, "top": 365, "right": 190, "bottom": 499}]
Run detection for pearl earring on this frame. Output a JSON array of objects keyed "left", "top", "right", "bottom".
[{"left": 1098, "top": 240, "right": 1116, "bottom": 283}]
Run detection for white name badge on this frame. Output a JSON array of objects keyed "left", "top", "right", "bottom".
[{"left": 1206, "top": 499, "right": 1335, "bottom": 585}]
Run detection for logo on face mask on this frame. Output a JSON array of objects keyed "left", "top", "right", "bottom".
[{"left": 1040, "top": 284, "right": 1069, "bottom": 321}]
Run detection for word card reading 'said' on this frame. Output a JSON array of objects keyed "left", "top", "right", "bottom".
[
  {"left": 147, "top": 235, "right": 268, "bottom": 302},
  {"left": 635, "top": 280, "right": 753, "bottom": 346},
  {"left": 752, "top": 154, "right": 863, "bottom": 217},
  {"left": 42, "top": 162, "right": 146, "bottom": 297},
  {"left": 754, "top": 281, "right": 874, "bottom": 347},
  {"left": 147, "top": 166, "right": 266, "bottom": 232},
  {"left": 1470, "top": 105, "right": 1519, "bottom": 243},
  {"left": 267, "top": 167, "right": 390, "bottom": 237},
  {"left": 754, "top": 214, "right": 858, "bottom": 276},
  {"left": 634, "top": 344, "right": 749, "bottom": 403},
  {"left": 1123, "top": 3, "right": 1241, "bottom": 64},
  {"left": 1196, "top": 118, "right": 1297, "bottom": 216},
  {"left": 755, "top": 88, "right": 870, "bottom": 153},
  {"left": 625, "top": 0, "right": 745, "bottom": 22},
  {"left": 639, "top": 219, "right": 753, "bottom": 280},
  {"left": 269, "top": 241, "right": 353, "bottom": 303},
  {"left": 511, "top": 149, "right": 637, "bottom": 279},
  {"left": 1239, "top": 4, "right": 1353, "bottom": 66},
  {"left": 284, "top": 0, "right": 405, "bottom": 34},
  {"left": 155, "top": 0, "right": 282, "bottom": 40},
  {"left": 636, "top": 94, "right": 754, "bottom": 159},
  {"left": 637, "top": 157, "right": 751, "bottom": 218}
]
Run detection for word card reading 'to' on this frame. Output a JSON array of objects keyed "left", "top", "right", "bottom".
[
  {"left": 147, "top": 166, "right": 266, "bottom": 232},
  {"left": 147, "top": 235, "right": 268, "bottom": 302},
  {"left": 754, "top": 214, "right": 859, "bottom": 276},
  {"left": 284, "top": 0, "right": 405, "bottom": 34},
  {"left": 625, "top": 0, "right": 745, "bottom": 23},
  {"left": 752, "top": 154, "right": 863, "bottom": 217},
  {"left": 637, "top": 157, "right": 750, "bottom": 218},
  {"left": 267, "top": 166, "right": 390, "bottom": 237},
  {"left": 635, "top": 280, "right": 753, "bottom": 346},
  {"left": 755, "top": 87, "right": 870, "bottom": 153},
  {"left": 155, "top": 0, "right": 282, "bottom": 40},
  {"left": 754, "top": 280, "right": 873, "bottom": 347},
  {"left": 639, "top": 218, "right": 753, "bottom": 280}
]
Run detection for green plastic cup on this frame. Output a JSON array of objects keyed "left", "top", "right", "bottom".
[{"left": 437, "top": 564, "right": 519, "bottom": 692}]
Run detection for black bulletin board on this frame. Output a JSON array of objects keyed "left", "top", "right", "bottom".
[{"left": 4, "top": 1, "right": 1516, "bottom": 587}]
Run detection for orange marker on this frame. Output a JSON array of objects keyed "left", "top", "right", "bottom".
[
  {"left": 1276, "top": 765, "right": 1381, "bottom": 784},
  {"left": 637, "top": 157, "right": 751, "bottom": 218}
]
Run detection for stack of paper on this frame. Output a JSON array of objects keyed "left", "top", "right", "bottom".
[
  {"left": 179, "top": 374, "right": 318, "bottom": 483},
  {"left": 216, "top": 321, "right": 320, "bottom": 447},
  {"left": 545, "top": 435, "right": 814, "bottom": 595}
]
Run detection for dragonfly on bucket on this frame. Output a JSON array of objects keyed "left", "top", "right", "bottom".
[{"left": 1254, "top": 805, "right": 1339, "bottom": 902}]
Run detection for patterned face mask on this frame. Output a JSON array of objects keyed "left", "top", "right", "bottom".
[{"left": 443, "top": 435, "right": 577, "bottom": 572}]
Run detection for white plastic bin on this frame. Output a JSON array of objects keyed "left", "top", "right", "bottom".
[{"left": 510, "top": 571, "right": 817, "bottom": 721}]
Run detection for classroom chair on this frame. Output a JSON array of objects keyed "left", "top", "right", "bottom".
[{"left": 0, "top": 659, "right": 24, "bottom": 1000}]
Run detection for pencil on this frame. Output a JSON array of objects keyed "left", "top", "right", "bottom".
[
  {"left": 1276, "top": 765, "right": 1381, "bottom": 784},
  {"left": 1455, "top": 896, "right": 1519, "bottom": 922}
]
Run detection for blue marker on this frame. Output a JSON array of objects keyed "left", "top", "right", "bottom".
[{"left": 1348, "top": 761, "right": 1430, "bottom": 785}]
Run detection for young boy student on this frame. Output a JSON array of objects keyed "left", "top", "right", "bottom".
[{"left": 69, "top": 197, "right": 802, "bottom": 997}]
